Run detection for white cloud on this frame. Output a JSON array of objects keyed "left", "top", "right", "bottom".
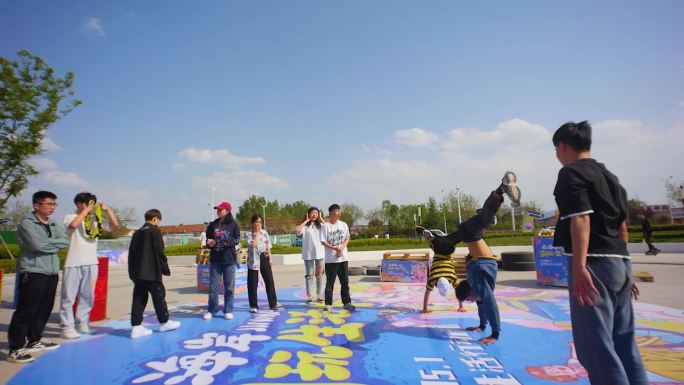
[
  {"left": 41, "top": 137, "right": 62, "bottom": 151},
  {"left": 443, "top": 119, "right": 550, "bottom": 150},
  {"left": 81, "top": 17, "right": 105, "bottom": 37},
  {"left": 172, "top": 163, "right": 187, "bottom": 172},
  {"left": 591, "top": 119, "right": 684, "bottom": 204},
  {"left": 394, "top": 128, "right": 439, "bottom": 148},
  {"left": 359, "top": 144, "right": 393, "bottom": 156},
  {"left": 179, "top": 148, "right": 265, "bottom": 168},
  {"left": 191, "top": 170, "right": 288, "bottom": 210},
  {"left": 678, "top": 101, "right": 684, "bottom": 108},
  {"left": 43, "top": 171, "right": 90, "bottom": 188},
  {"left": 30, "top": 157, "right": 58, "bottom": 170},
  {"left": 323, "top": 117, "right": 683, "bottom": 213}
]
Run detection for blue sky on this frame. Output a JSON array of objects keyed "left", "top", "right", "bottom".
[{"left": 2, "top": 1, "right": 683, "bottom": 225}]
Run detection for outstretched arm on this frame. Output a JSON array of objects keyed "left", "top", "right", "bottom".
[{"left": 422, "top": 290, "right": 431, "bottom": 313}]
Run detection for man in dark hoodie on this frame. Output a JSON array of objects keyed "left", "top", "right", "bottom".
[
  {"left": 128, "top": 209, "right": 180, "bottom": 338},
  {"left": 203, "top": 201, "right": 241, "bottom": 320}
]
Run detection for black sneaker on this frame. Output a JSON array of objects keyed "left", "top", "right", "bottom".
[
  {"left": 7, "top": 349, "right": 33, "bottom": 364},
  {"left": 343, "top": 303, "right": 356, "bottom": 311},
  {"left": 25, "top": 340, "right": 60, "bottom": 353}
]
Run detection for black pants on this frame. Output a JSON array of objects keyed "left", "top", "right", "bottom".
[
  {"left": 8, "top": 273, "right": 58, "bottom": 350},
  {"left": 248, "top": 254, "right": 278, "bottom": 309},
  {"left": 644, "top": 233, "right": 658, "bottom": 253},
  {"left": 131, "top": 279, "right": 169, "bottom": 326},
  {"left": 324, "top": 261, "right": 351, "bottom": 306},
  {"left": 459, "top": 192, "right": 503, "bottom": 243}
]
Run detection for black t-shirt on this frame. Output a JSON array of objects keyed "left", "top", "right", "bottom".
[{"left": 553, "top": 158, "right": 629, "bottom": 258}]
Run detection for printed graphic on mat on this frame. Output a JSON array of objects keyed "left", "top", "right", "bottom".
[{"left": 8, "top": 283, "right": 684, "bottom": 385}]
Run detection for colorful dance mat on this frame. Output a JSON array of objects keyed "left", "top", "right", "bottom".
[{"left": 8, "top": 283, "right": 684, "bottom": 385}]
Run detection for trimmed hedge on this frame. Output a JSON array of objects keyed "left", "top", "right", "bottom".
[{"left": 0, "top": 250, "right": 66, "bottom": 274}]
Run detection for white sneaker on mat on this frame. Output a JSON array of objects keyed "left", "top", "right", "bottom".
[
  {"left": 131, "top": 325, "right": 153, "bottom": 339},
  {"left": 159, "top": 320, "right": 181, "bottom": 332}
]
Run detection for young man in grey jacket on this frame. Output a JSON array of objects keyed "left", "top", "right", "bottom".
[{"left": 7, "top": 191, "right": 69, "bottom": 364}]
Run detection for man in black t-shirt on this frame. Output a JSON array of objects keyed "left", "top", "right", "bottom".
[{"left": 552, "top": 121, "right": 647, "bottom": 385}]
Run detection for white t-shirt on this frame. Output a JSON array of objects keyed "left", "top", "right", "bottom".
[
  {"left": 300, "top": 225, "right": 324, "bottom": 261},
  {"left": 63, "top": 213, "right": 98, "bottom": 267},
  {"left": 320, "top": 220, "right": 350, "bottom": 263}
]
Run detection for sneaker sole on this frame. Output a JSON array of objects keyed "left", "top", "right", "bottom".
[
  {"left": 25, "top": 345, "right": 60, "bottom": 353},
  {"left": 7, "top": 356, "right": 34, "bottom": 364},
  {"left": 502, "top": 171, "right": 517, "bottom": 185}
]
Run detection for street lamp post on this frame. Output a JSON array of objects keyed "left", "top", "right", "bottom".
[
  {"left": 453, "top": 170, "right": 463, "bottom": 224},
  {"left": 259, "top": 202, "right": 267, "bottom": 229},
  {"left": 441, "top": 189, "right": 447, "bottom": 233},
  {"left": 210, "top": 187, "right": 216, "bottom": 221},
  {"left": 511, "top": 204, "right": 516, "bottom": 231},
  {"left": 456, "top": 187, "right": 462, "bottom": 224}
]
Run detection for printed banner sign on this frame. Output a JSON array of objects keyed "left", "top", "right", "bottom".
[
  {"left": 533, "top": 236, "right": 568, "bottom": 287},
  {"left": 380, "top": 259, "right": 429, "bottom": 283}
]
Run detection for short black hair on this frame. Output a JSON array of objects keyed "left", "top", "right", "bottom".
[
  {"left": 144, "top": 209, "right": 162, "bottom": 221},
  {"left": 328, "top": 204, "right": 341, "bottom": 212},
  {"left": 455, "top": 280, "right": 471, "bottom": 302},
  {"left": 33, "top": 191, "right": 57, "bottom": 204},
  {"left": 552, "top": 120, "right": 592, "bottom": 152},
  {"left": 74, "top": 192, "right": 96, "bottom": 205}
]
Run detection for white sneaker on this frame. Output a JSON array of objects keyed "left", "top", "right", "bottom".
[
  {"left": 61, "top": 328, "right": 81, "bottom": 339},
  {"left": 76, "top": 324, "right": 93, "bottom": 335},
  {"left": 130, "top": 325, "right": 153, "bottom": 339},
  {"left": 202, "top": 312, "right": 213, "bottom": 320},
  {"left": 224, "top": 312, "right": 233, "bottom": 320},
  {"left": 159, "top": 320, "right": 181, "bottom": 332},
  {"left": 249, "top": 308, "right": 258, "bottom": 313}
]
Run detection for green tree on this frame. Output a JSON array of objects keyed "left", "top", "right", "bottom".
[
  {"left": 281, "top": 200, "right": 310, "bottom": 221},
  {"left": 0, "top": 50, "right": 81, "bottom": 211},
  {"left": 236, "top": 195, "right": 268, "bottom": 229},
  {"left": 0, "top": 199, "right": 31, "bottom": 230},
  {"left": 340, "top": 202, "right": 364, "bottom": 228},
  {"left": 101, "top": 206, "right": 137, "bottom": 239}
]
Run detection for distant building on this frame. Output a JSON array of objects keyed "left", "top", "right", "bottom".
[{"left": 158, "top": 223, "right": 206, "bottom": 235}]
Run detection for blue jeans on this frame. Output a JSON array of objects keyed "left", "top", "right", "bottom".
[
  {"left": 466, "top": 259, "right": 500, "bottom": 334},
  {"left": 208, "top": 263, "right": 236, "bottom": 314},
  {"left": 567, "top": 257, "right": 648, "bottom": 385}
]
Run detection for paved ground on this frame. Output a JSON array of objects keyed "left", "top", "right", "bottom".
[{"left": 0, "top": 251, "right": 682, "bottom": 384}]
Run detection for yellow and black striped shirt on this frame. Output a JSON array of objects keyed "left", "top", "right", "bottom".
[{"left": 426, "top": 253, "right": 459, "bottom": 291}]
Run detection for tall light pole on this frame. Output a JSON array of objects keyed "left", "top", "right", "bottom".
[
  {"left": 441, "top": 189, "right": 447, "bottom": 233},
  {"left": 453, "top": 170, "right": 462, "bottom": 224},
  {"left": 456, "top": 187, "right": 462, "bottom": 224},
  {"left": 259, "top": 202, "right": 267, "bottom": 229},
  {"left": 210, "top": 187, "right": 216, "bottom": 220},
  {"left": 511, "top": 204, "right": 516, "bottom": 231}
]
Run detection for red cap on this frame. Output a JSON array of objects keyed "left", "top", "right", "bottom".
[{"left": 214, "top": 201, "right": 232, "bottom": 211}]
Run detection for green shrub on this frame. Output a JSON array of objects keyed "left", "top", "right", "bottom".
[{"left": 0, "top": 244, "right": 20, "bottom": 259}]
